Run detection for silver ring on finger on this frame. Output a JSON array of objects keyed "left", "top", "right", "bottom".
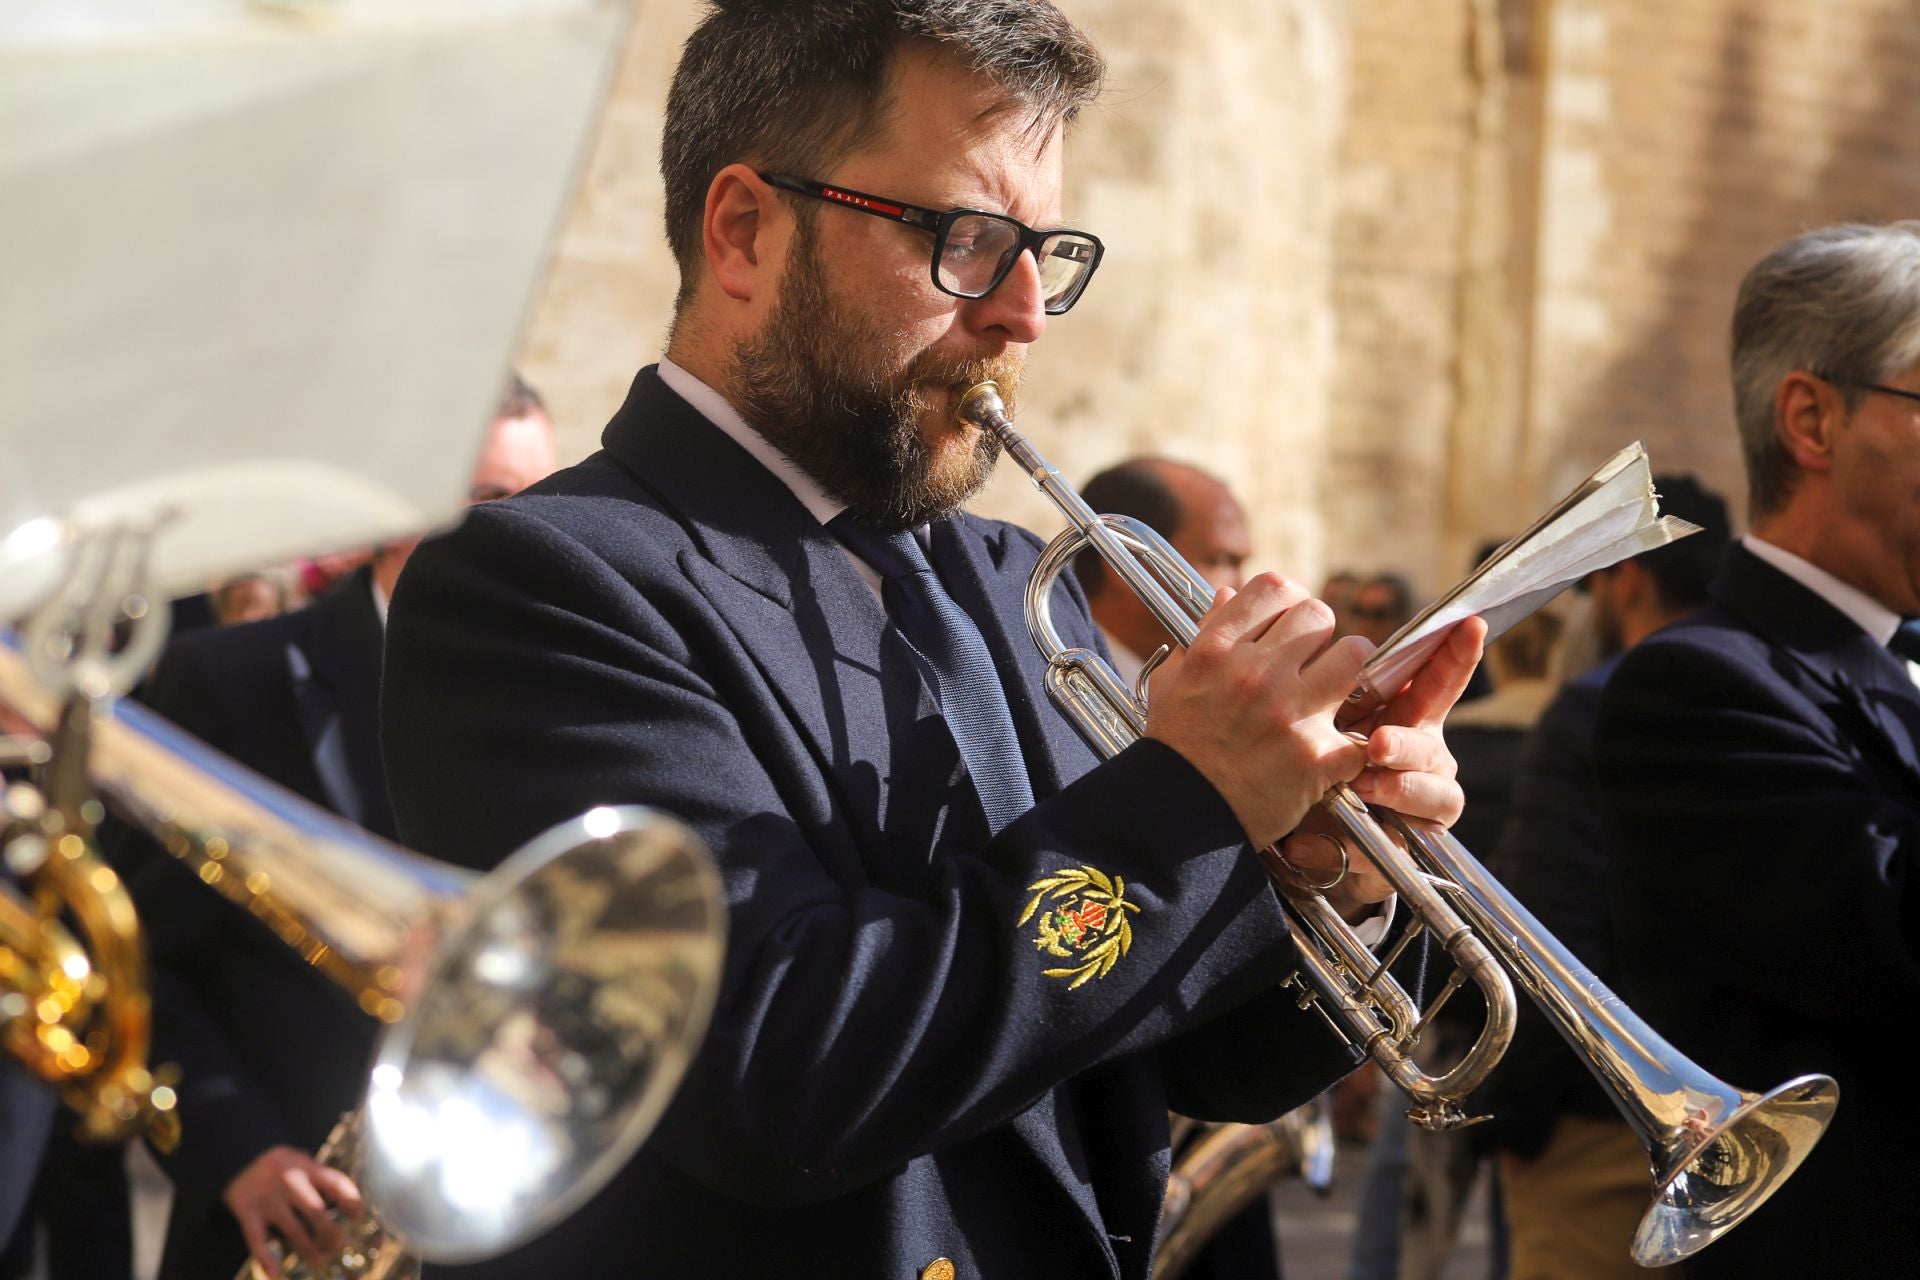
[{"left": 1279, "top": 831, "right": 1349, "bottom": 891}]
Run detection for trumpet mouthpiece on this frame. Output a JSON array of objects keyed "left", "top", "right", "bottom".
[{"left": 956, "top": 381, "right": 1009, "bottom": 432}]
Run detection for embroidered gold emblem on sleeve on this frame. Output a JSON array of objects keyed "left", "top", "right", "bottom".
[{"left": 1016, "top": 865, "right": 1141, "bottom": 988}]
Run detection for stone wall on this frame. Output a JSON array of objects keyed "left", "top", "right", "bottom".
[
  {"left": 515, "top": 0, "right": 1920, "bottom": 602},
  {"left": 1319, "top": 0, "right": 1483, "bottom": 589},
  {"left": 1531, "top": 0, "right": 1920, "bottom": 530}
]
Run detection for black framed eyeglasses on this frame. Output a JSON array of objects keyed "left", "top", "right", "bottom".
[
  {"left": 1812, "top": 371, "right": 1920, "bottom": 408},
  {"left": 760, "top": 172, "right": 1103, "bottom": 315}
]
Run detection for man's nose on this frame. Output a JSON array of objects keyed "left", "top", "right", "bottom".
[{"left": 961, "top": 249, "right": 1048, "bottom": 345}]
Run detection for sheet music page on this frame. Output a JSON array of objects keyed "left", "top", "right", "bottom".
[{"left": 1354, "top": 444, "right": 1701, "bottom": 704}]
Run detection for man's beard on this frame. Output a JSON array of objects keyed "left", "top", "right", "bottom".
[{"left": 728, "top": 218, "right": 1021, "bottom": 532}]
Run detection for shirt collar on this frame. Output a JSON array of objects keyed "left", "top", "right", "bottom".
[
  {"left": 1741, "top": 532, "right": 1900, "bottom": 646},
  {"left": 657, "top": 356, "right": 845, "bottom": 527}
]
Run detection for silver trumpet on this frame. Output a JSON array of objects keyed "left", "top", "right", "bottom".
[
  {"left": 0, "top": 630, "right": 726, "bottom": 1269},
  {"left": 957, "top": 381, "right": 1837, "bottom": 1268}
]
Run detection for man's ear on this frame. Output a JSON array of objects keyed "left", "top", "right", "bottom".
[
  {"left": 702, "top": 164, "right": 778, "bottom": 304},
  {"left": 1774, "top": 370, "right": 1844, "bottom": 473}
]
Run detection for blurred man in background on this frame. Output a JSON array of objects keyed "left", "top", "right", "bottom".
[
  {"left": 1477, "top": 475, "right": 1729, "bottom": 1280},
  {"left": 1595, "top": 223, "right": 1920, "bottom": 1276},
  {"left": 1347, "top": 573, "right": 1414, "bottom": 650},
  {"left": 210, "top": 573, "right": 291, "bottom": 627}
]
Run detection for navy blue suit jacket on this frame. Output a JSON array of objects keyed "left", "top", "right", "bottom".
[
  {"left": 1594, "top": 543, "right": 1920, "bottom": 1276},
  {"left": 106, "top": 572, "right": 390, "bottom": 1279},
  {"left": 382, "top": 367, "right": 1354, "bottom": 1280}
]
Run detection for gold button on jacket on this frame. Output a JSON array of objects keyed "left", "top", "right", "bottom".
[{"left": 919, "top": 1259, "right": 956, "bottom": 1280}]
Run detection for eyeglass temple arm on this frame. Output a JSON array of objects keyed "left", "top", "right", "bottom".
[{"left": 757, "top": 171, "right": 942, "bottom": 232}]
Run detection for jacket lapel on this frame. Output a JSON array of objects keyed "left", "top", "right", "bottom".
[
  {"left": 599, "top": 370, "right": 977, "bottom": 884},
  {"left": 1714, "top": 544, "right": 1920, "bottom": 797}
]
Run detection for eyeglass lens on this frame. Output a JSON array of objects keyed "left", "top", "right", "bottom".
[{"left": 937, "top": 213, "right": 1097, "bottom": 311}]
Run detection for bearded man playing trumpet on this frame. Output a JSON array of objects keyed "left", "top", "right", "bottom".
[{"left": 381, "top": 3, "right": 1483, "bottom": 1276}]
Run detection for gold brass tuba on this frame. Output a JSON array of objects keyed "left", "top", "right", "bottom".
[
  {"left": 1157, "top": 1099, "right": 1335, "bottom": 1280},
  {"left": 957, "top": 381, "right": 1837, "bottom": 1269},
  {"left": 1, "top": 594, "right": 726, "bottom": 1268}
]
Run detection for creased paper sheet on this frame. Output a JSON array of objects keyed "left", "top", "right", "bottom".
[{"left": 1354, "top": 443, "right": 1701, "bottom": 706}]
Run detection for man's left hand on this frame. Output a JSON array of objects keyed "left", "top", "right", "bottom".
[
  {"left": 1275, "top": 616, "right": 1486, "bottom": 917},
  {"left": 1344, "top": 614, "right": 1485, "bottom": 823}
]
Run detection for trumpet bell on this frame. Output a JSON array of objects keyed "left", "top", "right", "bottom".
[
  {"left": 360, "top": 805, "right": 725, "bottom": 1262},
  {"left": 1634, "top": 1073, "right": 1838, "bottom": 1267}
]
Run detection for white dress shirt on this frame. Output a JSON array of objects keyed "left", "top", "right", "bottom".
[
  {"left": 658, "top": 356, "right": 889, "bottom": 597},
  {"left": 1742, "top": 532, "right": 1920, "bottom": 684}
]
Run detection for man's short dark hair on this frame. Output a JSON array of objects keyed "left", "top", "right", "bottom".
[
  {"left": 1074, "top": 459, "right": 1185, "bottom": 595},
  {"left": 1632, "top": 473, "right": 1731, "bottom": 611},
  {"left": 661, "top": 0, "right": 1104, "bottom": 308}
]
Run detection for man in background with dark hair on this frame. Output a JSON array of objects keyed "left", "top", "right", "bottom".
[
  {"left": 383, "top": 4, "right": 1486, "bottom": 1277},
  {"left": 1475, "top": 474, "right": 1729, "bottom": 1280},
  {"left": 1595, "top": 222, "right": 1920, "bottom": 1276}
]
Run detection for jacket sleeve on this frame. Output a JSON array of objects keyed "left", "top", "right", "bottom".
[
  {"left": 381, "top": 504, "right": 1333, "bottom": 1207},
  {"left": 102, "top": 643, "right": 293, "bottom": 1214},
  {"left": 1593, "top": 634, "right": 1920, "bottom": 1029}
]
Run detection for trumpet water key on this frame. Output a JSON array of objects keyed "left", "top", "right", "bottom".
[{"left": 955, "top": 380, "right": 1836, "bottom": 1268}]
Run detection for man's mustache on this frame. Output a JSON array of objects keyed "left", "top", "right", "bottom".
[{"left": 893, "top": 352, "right": 1024, "bottom": 412}]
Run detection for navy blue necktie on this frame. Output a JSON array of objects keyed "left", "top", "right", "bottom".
[
  {"left": 829, "top": 516, "right": 1036, "bottom": 833},
  {"left": 1892, "top": 618, "right": 1920, "bottom": 665}
]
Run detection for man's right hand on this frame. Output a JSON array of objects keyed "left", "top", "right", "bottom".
[
  {"left": 222, "top": 1145, "right": 364, "bottom": 1279},
  {"left": 1143, "top": 571, "right": 1373, "bottom": 851}
]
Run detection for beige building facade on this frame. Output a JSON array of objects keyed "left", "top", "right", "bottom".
[{"left": 519, "top": 0, "right": 1920, "bottom": 600}]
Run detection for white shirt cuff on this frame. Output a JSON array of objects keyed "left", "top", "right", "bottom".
[{"left": 1348, "top": 894, "right": 1396, "bottom": 948}]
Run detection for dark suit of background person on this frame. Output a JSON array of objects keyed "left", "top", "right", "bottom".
[
  {"left": 2, "top": 729, "right": 57, "bottom": 1276},
  {"left": 1473, "top": 475, "right": 1730, "bottom": 1280},
  {"left": 0, "top": 1034, "right": 57, "bottom": 1279},
  {"left": 1592, "top": 223, "right": 1920, "bottom": 1279},
  {"left": 3, "top": 729, "right": 134, "bottom": 1280},
  {"left": 106, "top": 568, "right": 392, "bottom": 1279}
]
